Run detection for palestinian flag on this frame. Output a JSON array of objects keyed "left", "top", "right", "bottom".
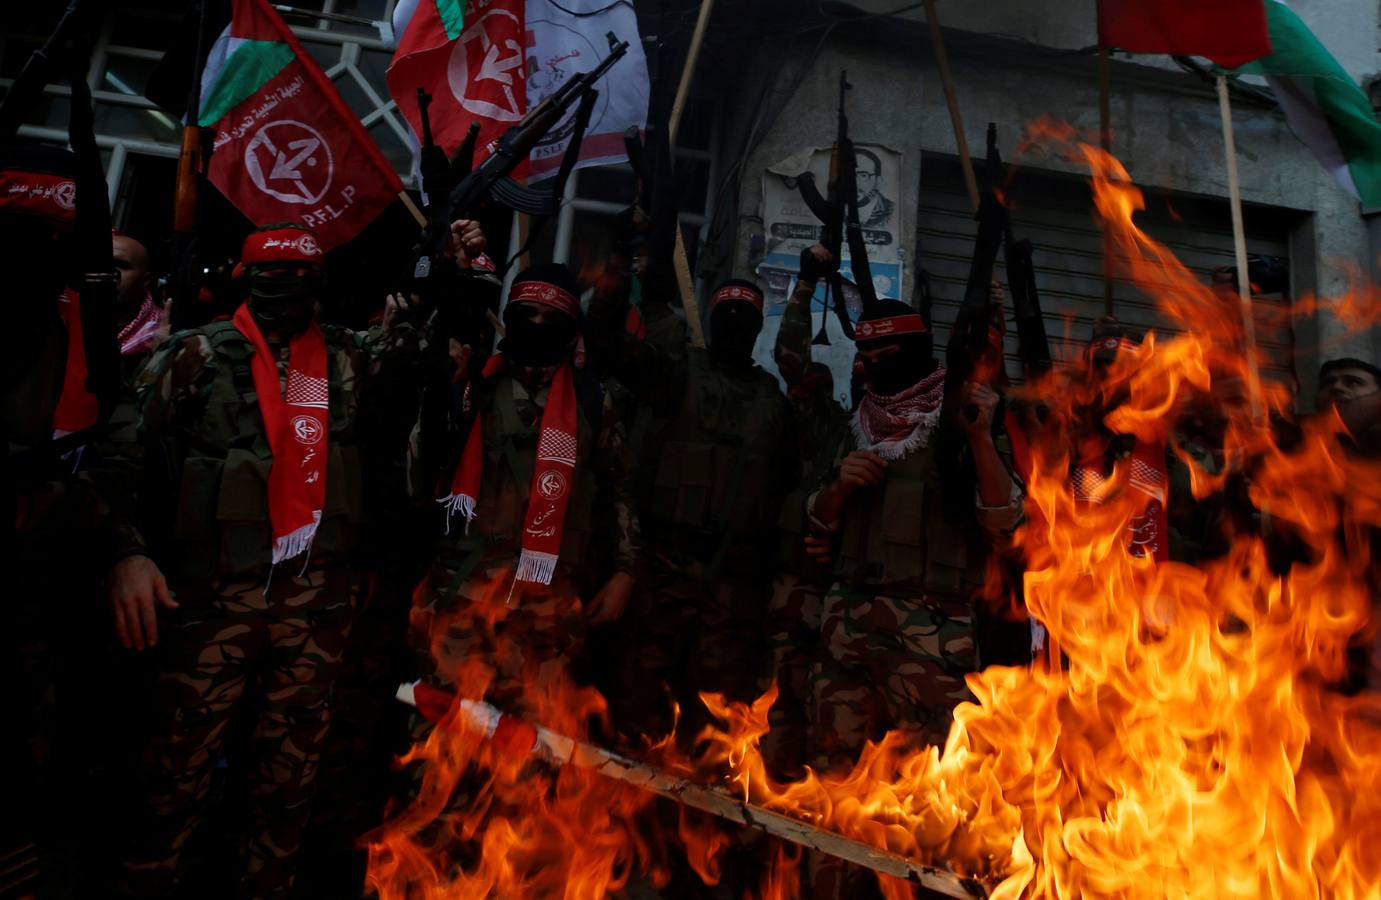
[
  {"left": 194, "top": 0, "right": 404, "bottom": 249},
  {"left": 1231, "top": 1, "right": 1381, "bottom": 207},
  {"left": 388, "top": 0, "right": 527, "bottom": 176},
  {"left": 1097, "top": 0, "right": 1272, "bottom": 69}
]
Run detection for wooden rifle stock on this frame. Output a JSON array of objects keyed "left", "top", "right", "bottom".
[{"left": 173, "top": 125, "right": 201, "bottom": 234}]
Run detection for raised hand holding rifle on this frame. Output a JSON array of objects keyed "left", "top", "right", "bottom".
[
  {"left": 411, "top": 40, "right": 628, "bottom": 289},
  {"left": 948, "top": 123, "right": 1009, "bottom": 424},
  {"left": 796, "top": 71, "right": 878, "bottom": 344}
]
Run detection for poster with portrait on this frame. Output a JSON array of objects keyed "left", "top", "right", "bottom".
[{"left": 753, "top": 144, "right": 907, "bottom": 402}]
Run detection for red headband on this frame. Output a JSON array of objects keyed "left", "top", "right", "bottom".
[
  {"left": 1088, "top": 335, "right": 1139, "bottom": 358},
  {"left": 240, "top": 227, "right": 324, "bottom": 269},
  {"left": 0, "top": 170, "right": 76, "bottom": 227},
  {"left": 711, "top": 284, "right": 764, "bottom": 313},
  {"left": 511, "top": 279, "right": 581, "bottom": 318},
  {"left": 854, "top": 314, "right": 926, "bottom": 341}
]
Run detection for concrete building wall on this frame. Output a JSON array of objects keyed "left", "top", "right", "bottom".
[{"left": 713, "top": 2, "right": 1381, "bottom": 405}]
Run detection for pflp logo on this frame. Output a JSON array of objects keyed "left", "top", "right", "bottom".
[
  {"left": 448, "top": 8, "right": 524, "bottom": 123},
  {"left": 295, "top": 233, "right": 320, "bottom": 257},
  {"left": 52, "top": 181, "right": 76, "bottom": 210},
  {"left": 245, "top": 120, "right": 334, "bottom": 205},
  {"left": 536, "top": 469, "right": 568, "bottom": 501},
  {"left": 291, "top": 415, "right": 324, "bottom": 445}
]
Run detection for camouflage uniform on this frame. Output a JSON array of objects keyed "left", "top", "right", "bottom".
[
  {"left": 762, "top": 279, "right": 848, "bottom": 776},
  {"left": 809, "top": 431, "right": 1022, "bottom": 763},
  {"left": 115, "top": 319, "right": 414, "bottom": 898},
  {"left": 408, "top": 370, "right": 638, "bottom": 715},
  {"left": 612, "top": 344, "right": 797, "bottom": 743},
  {"left": 806, "top": 426, "right": 1021, "bottom": 898}
]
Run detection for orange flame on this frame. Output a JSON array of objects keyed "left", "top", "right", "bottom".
[
  {"left": 368, "top": 122, "right": 1381, "bottom": 898},
  {"left": 690, "top": 119, "right": 1381, "bottom": 898}
]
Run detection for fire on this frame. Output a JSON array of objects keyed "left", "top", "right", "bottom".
[
  {"left": 367, "top": 123, "right": 1381, "bottom": 898},
  {"left": 368, "top": 577, "right": 671, "bottom": 899}
]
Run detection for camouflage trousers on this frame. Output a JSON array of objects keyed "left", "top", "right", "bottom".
[
  {"left": 120, "top": 568, "right": 355, "bottom": 899},
  {"left": 614, "top": 556, "right": 769, "bottom": 746},
  {"left": 409, "top": 557, "right": 587, "bottom": 717},
  {"left": 760, "top": 574, "right": 826, "bottom": 779},
  {"left": 813, "top": 582, "right": 975, "bottom": 762},
  {"left": 809, "top": 583, "right": 975, "bottom": 900}
]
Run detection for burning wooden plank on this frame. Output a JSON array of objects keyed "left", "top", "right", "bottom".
[{"left": 395, "top": 680, "right": 988, "bottom": 899}]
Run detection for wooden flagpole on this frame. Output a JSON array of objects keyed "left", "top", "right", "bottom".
[
  {"left": 395, "top": 683, "right": 984, "bottom": 899},
  {"left": 665, "top": 0, "right": 715, "bottom": 350},
  {"left": 923, "top": 0, "right": 979, "bottom": 213},
  {"left": 1216, "top": 74, "right": 1266, "bottom": 421},
  {"left": 1099, "top": 45, "right": 1115, "bottom": 316}
]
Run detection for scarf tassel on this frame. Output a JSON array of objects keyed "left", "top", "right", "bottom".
[
  {"left": 437, "top": 492, "right": 477, "bottom": 535},
  {"left": 271, "top": 510, "right": 321, "bottom": 565},
  {"left": 514, "top": 549, "right": 559, "bottom": 586}
]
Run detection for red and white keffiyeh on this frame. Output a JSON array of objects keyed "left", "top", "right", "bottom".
[
  {"left": 440, "top": 356, "right": 578, "bottom": 588},
  {"left": 232, "top": 303, "right": 329, "bottom": 564},
  {"left": 118, "top": 294, "right": 163, "bottom": 356},
  {"left": 1072, "top": 432, "right": 1169, "bottom": 562},
  {"left": 851, "top": 366, "right": 947, "bottom": 460}
]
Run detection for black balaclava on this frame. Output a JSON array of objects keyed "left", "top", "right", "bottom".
[
  {"left": 708, "top": 279, "right": 764, "bottom": 367},
  {"left": 500, "top": 263, "right": 582, "bottom": 369},
  {"left": 247, "top": 263, "right": 322, "bottom": 335},
  {"left": 856, "top": 298, "right": 934, "bottom": 396},
  {"left": 238, "top": 224, "right": 327, "bottom": 336}
]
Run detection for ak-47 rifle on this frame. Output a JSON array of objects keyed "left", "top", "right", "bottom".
[
  {"left": 797, "top": 71, "right": 877, "bottom": 344},
  {"left": 0, "top": 1, "right": 86, "bottom": 144},
  {"left": 0, "top": 1, "right": 120, "bottom": 450},
  {"left": 416, "top": 88, "right": 480, "bottom": 210},
  {"left": 948, "top": 123, "right": 1010, "bottom": 421},
  {"left": 1004, "top": 235, "right": 1052, "bottom": 380},
  {"left": 411, "top": 40, "right": 628, "bottom": 285}
]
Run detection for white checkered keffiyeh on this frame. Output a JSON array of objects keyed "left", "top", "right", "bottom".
[
  {"left": 536, "top": 429, "right": 578, "bottom": 466},
  {"left": 286, "top": 372, "right": 330, "bottom": 409}
]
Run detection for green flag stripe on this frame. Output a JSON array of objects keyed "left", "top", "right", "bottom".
[
  {"left": 437, "top": 0, "right": 465, "bottom": 40},
  {"left": 1234, "top": 1, "right": 1381, "bottom": 206},
  {"left": 198, "top": 39, "right": 296, "bottom": 127}
]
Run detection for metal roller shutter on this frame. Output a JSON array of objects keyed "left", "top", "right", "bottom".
[{"left": 915, "top": 154, "right": 1300, "bottom": 385}]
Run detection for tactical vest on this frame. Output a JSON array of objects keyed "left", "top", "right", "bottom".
[
  {"left": 439, "top": 374, "right": 600, "bottom": 577},
  {"left": 834, "top": 433, "right": 988, "bottom": 596},
  {"left": 162, "top": 321, "right": 364, "bottom": 579},
  {"left": 644, "top": 349, "right": 791, "bottom": 566}
]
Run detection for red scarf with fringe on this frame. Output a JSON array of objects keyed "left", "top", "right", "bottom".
[
  {"left": 441, "top": 356, "right": 578, "bottom": 587},
  {"left": 232, "top": 303, "right": 329, "bottom": 564},
  {"left": 1072, "top": 432, "right": 1169, "bottom": 562},
  {"left": 52, "top": 288, "right": 99, "bottom": 437}
]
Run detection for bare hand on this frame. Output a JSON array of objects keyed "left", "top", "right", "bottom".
[
  {"left": 156, "top": 298, "right": 173, "bottom": 344},
  {"left": 383, "top": 292, "right": 423, "bottom": 331},
  {"left": 959, "top": 381, "right": 1000, "bottom": 440},
  {"left": 108, "top": 554, "right": 177, "bottom": 650},
  {"left": 799, "top": 243, "right": 833, "bottom": 285},
  {"left": 586, "top": 571, "right": 634, "bottom": 624},
  {"left": 446, "top": 219, "right": 486, "bottom": 268},
  {"left": 989, "top": 278, "right": 1005, "bottom": 305},
  {"left": 839, "top": 450, "right": 887, "bottom": 490},
  {"left": 804, "top": 533, "right": 834, "bottom": 565},
  {"left": 448, "top": 338, "right": 473, "bottom": 385}
]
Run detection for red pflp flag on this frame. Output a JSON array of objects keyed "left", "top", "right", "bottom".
[
  {"left": 199, "top": 0, "right": 404, "bottom": 250},
  {"left": 388, "top": 0, "right": 528, "bottom": 178},
  {"left": 1096, "top": 0, "right": 1272, "bottom": 69}
]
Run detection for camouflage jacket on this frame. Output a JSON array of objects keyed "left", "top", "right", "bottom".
[{"left": 115, "top": 318, "right": 421, "bottom": 580}]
